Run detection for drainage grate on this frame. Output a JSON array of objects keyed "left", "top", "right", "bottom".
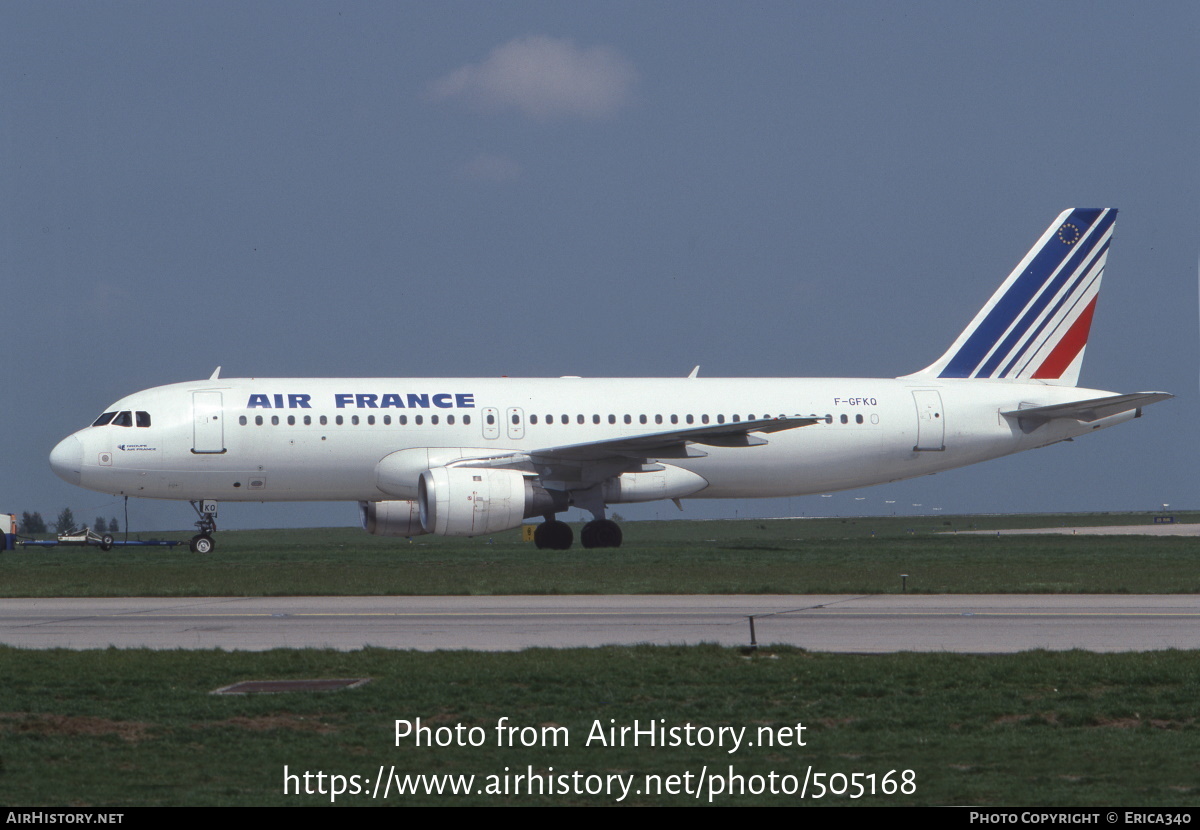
[{"left": 213, "top": 678, "right": 371, "bottom": 695}]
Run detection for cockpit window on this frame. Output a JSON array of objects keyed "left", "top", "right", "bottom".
[
  {"left": 112, "top": 411, "right": 133, "bottom": 427},
  {"left": 92, "top": 412, "right": 117, "bottom": 427},
  {"left": 136, "top": 411, "right": 151, "bottom": 427}
]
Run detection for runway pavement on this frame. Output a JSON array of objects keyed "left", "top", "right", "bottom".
[
  {"left": 954, "top": 523, "right": 1200, "bottom": 536},
  {"left": 2, "top": 594, "right": 1199, "bottom": 652}
]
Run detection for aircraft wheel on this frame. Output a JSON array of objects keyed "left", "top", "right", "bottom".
[
  {"left": 190, "top": 534, "right": 215, "bottom": 554},
  {"left": 100, "top": 535, "right": 114, "bottom": 552},
  {"left": 581, "top": 519, "right": 622, "bottom": 549},
  {"left": 534, "top": 520, "right": 573, "bottom": 550}
]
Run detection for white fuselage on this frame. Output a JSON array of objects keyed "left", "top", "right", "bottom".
[{"left": 52, "top": 376, "right": 1134, "bottom": 505}]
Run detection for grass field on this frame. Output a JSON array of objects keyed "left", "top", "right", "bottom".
[
  {"left": 4, "top": 512, "right": 1199, "bottom": 807},
  {"left": 3, "top": 512, "right": 1198, "bottom": 596},
  {"left": 3, "top": 645, "right": 1199, "bottom": 806}
]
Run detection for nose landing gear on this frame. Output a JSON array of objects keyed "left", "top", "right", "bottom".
[{"left": 189, "top": 500, "right": 218, "bottom": 553}]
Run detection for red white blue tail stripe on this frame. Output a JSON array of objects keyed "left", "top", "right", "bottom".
[{"left": 909, "top": 208, "right": 1115, "bottom": 387}]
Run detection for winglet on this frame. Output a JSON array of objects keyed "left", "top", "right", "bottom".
[
  {"left": 687, "top": 366, "right": 700, "bottom": 379},
  {"left": 209, "top": 366, "right": 222, "bottom": 380},
  {"left": 905, "top": 209, "right": 1117, "bottom": 387}
]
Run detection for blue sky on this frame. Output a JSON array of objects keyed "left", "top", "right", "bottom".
[{"left": 3, "top": 2, "right": 1196, "bottom": 531}]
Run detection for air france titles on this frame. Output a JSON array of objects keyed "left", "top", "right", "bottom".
[{"left": 246, "top": 393, "right": 476, "bottom": 410}]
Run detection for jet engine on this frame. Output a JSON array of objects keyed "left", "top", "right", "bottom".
[
  {"left": 359, "top": 499, "right": 427, "bottom": 537},
  {"left": 418, "top": 466, "right": 567, "bottom": 536}
]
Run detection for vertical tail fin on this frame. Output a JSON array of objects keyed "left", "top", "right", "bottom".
[{"left": 906, "top": 208, "right": 1117, "bottom": 387}]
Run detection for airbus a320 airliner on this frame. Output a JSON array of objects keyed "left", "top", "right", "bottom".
[{"left": 50, "top": 209, "right": 1169, "bottom": 552}]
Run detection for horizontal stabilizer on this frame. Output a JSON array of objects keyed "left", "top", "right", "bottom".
[{"left": 1002, "top": 392, "right": 1173, "bottom": 426}]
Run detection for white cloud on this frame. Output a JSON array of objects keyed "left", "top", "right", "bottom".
[
  {"left": 456, "top": 153, "right": 522, "bottom": 183},
  {"left": 430, "top": 35, "right": 636, "bottom": 120}
]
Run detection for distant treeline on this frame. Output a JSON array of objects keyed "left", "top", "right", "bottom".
[{"left": 18, "top": 509, "right": 120, "bottom": 536}]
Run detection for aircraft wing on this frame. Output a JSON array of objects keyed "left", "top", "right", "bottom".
[
  {"left": 530, "top": 415, "right": 822, "bottom": 462},
  {"left": 448, "top": 416, "right": 822, "bottom": 477},
  {"left": 1002, "top": 392, "right": 1173, "bottom": 425}
]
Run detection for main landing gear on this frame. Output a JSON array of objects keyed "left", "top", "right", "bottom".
[
  {"left": 580, "top": 519, "right": 622, "bottom": 549},
  {"left": 533, "top": 519, "right": 573, "bottom": 550},
  {"left": 189, "top": 499, "right": 218, "bottom": 553},
  {"left": 533, "top": 515, "right": 623, "bottom": 550}
]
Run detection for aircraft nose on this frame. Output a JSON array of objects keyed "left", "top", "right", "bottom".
[{"left": 50, "top": 435, "right": 83, "bottom": 485}]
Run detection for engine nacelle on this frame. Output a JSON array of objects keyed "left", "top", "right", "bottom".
[
  {"left": 376, "top": 447, "right": 518, "bottom": 498},
  {"left": 601, "top": 464, "right": 709, "bottom": 503},
  {"left": 359, "top": 500, "right": 427, "bottom": 537},
  {"left": 418, "top": 466, "right": 566, "bottom": 537}
]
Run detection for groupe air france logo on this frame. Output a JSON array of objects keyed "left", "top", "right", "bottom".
[{"left": 1057, "top": 222, "right": 1081, "bottom": 245}]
